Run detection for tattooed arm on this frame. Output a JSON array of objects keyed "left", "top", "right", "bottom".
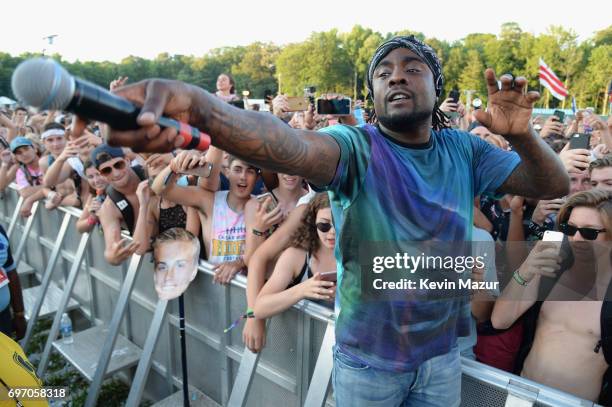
[
  {"left": 496, "top": 127, "right": 569, "bottom": 199},
  {"left": 193, "top": 100, "right": 340, "bottom": 187},
  {"left": 94, "top": 80, "right": 340, "bottom": 187}
]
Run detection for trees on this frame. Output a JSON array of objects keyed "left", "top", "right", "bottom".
[
  {"left": 1, "top": 23, "right": 610, "bottom": 112},
  {"left": 276, "top": 30, "right": 352, "bottom": 96}
]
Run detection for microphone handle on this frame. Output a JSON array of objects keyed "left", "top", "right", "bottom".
[{"left": 67, "top": 79, "right": 211, "bottom": 151}]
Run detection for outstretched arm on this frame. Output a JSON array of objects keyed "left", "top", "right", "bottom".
[
  {"left": 474, "top": 70, "right": 569, "bottom": 199},
  {"left": 101, "top": 80, "right": 340, "bottom": 187}
]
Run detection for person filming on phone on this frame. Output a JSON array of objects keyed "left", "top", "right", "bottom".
[
  {"left": 491, "top": 190, "right": 612, "bottom": 402},
  {"left": 82, "top": 35, "right": 568, "bottom": 406},
  {"left": 156, "top": 151, "right": 260, "bottom": 284}
]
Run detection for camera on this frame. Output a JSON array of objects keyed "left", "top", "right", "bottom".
[{"left": 304, "top": 86, "right": 316, "bottom": 106}]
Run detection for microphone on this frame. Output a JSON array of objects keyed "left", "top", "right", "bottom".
[{"left": 11, "top": 58, "right": 210, "bottom": 151}]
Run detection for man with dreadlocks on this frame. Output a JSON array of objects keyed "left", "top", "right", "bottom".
[{"left": 79, "top": 35, "right": 569, "bottom": 406}]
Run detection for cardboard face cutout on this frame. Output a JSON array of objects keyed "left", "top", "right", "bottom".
[{"left": 153, "top": 239, "right": 199, "bottom": 300}]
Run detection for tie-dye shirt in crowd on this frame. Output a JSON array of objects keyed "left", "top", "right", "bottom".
[{"left": 315, "top": 124, "right": 521, "bottom": 372}]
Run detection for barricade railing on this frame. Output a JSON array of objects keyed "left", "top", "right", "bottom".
[{"left": 0, "top": 184, "right": 599, "bottom": 407}]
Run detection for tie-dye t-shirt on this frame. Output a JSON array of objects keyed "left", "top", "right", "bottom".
[{"left": 316, "top": 124, "right": 520, "bottom": 371}]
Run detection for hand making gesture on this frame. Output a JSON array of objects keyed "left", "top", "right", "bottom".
[{"left": 474, "top": 70, "right": 540, "bottom": 139}]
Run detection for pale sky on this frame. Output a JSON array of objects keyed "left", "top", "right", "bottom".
[{"left": 1, "top": 0, "right": 609, "bottom": 62}]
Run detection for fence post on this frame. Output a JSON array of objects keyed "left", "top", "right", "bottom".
[
  {"left": 37, "top": 231, "right": 91, "bottom": 377},
  {"left": 21, "top": 212, "right": 72, "bottom": 349}
]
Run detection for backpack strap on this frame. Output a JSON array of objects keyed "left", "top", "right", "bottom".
[
  {"left": 104, "top": 165, "right": 147, "bottom": 234},
  {"left": 106, "top": 186, "right": 135, "bottom": 234},
  {"left": 132, "top": 165, "right": 146, "bottom": 182},
  {"left": 19, "top": 163, "right": 41, "bottom": 186}
]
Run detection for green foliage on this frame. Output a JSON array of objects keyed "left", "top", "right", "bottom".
[{"left": 0, "top": 23, "right": 610, "bottom": 111}]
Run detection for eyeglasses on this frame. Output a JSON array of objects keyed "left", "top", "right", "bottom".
[
  {"left": 316, "top": 222, "right": 334, "bottom": 233},
  {"left": 559, "top": 223, "right": 607, "bottom": 241},
  {"left": 99, "top": 160, "right": 126, "bottom": 175}
]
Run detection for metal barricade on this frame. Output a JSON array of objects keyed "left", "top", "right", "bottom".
[{"left": 0, "top": 185, "right": 601, "bottom": 407}]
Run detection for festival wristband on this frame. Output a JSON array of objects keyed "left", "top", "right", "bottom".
[
  {"left": 252, "top": 228, "right": 269, "bottom": 237},
  {"left": 223, "top": 308, "right": 255, "bottom": 333},
  {"left": 513, "top": 269, "right": 529, "bottom": 286}
]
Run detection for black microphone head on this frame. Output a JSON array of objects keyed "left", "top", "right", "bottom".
[{"left": 11, "top": 58, "right": 75, "bottom": 111}]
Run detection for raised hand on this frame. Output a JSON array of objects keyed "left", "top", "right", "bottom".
[
  {"left": 109, "top": 76, "right": 129, "bottom": 91},
  {"left": 517, "top": 242, "right": 562, "bottom": 282},
  {"left": 136, "top": 180, "right": 152, "bottom": 203},
  {"left": 559, "top": 143, "right": 590, "bottom": 173},
  {"left": 540, "top": 116, "right": 565, "bottom": 138},
  {"left": 254, "top": 197, "right": 284, "bottom": 232},
  {"left": 474, "top": 70, "right": 540, "bottom": 139},
  {"left": 170, "top": 150, "right": 206, "bottom": 173}
]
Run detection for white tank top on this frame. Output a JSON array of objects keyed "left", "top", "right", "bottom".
[{"left": 208, "top": 191, "right": 246, "bottom": 264}]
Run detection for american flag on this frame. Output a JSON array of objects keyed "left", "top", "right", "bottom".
[{"left": 539, "top": 58, "right": 568, "bottom": 101}]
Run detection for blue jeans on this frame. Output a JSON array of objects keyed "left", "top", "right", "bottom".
[{"left": 332, "top": 345, "right": 461, "bottom": 407}]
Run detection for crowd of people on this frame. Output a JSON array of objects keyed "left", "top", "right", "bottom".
[{"left": 1, "top": 34, "right": 612, "bottom": 406}]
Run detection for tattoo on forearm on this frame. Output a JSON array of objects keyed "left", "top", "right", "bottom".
[{"left": 195, "top": 94, "right": 338, "bottom": 186}]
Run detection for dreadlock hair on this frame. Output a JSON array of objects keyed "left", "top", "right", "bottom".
[{"left": 432, "top": 104, "right": 450, "bottom": 130}]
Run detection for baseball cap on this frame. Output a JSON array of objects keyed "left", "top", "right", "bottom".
[
  {"left": 90, "top": 144, "right": 125, "bottom": 169},
  {"left": 9, "top": 137, "right": 33, "bottom": 153}
]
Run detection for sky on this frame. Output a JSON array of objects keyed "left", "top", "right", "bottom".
[{"left": 1, "top": 0, "right": 609, "bottom": 62}]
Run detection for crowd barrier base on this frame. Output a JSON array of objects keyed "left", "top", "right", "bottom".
[
  {"left": 153, "top": 386, "right": 218, "bottom": 407},
  {"left": 0, "top": 185, "right": 601, "bottom": 407}
]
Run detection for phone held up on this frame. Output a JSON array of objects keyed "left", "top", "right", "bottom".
[
  {"left": 256, "top": 192, "right": 279, "bottom": 213},
  {"left": 553, "top": 110, "right": 565, "bottom": 123},
  {"left": 316, "top": 98, "right": 351, "bottom": 116},
  {"left": 319, "top": 271, "right": 337, "bottom": 282},
  {"left": 285, "top": 97, "right": 310, "bottom": 112},
  {"left": 569, "top": 133, "right": 591, "bottom": 150}
]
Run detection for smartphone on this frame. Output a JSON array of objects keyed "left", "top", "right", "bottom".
[
  {"left": 543, "top": 231, "right": 564, "bottom": 242},
  {"left": 286, "top": 97, "right": 309, "bottom": 112},
  {"left": 316, "top": 98, "right": 351, "bottom": 115},
  {"left": 228, "top": 100, "right": 245, "bottom": 109},
  {"left": 569, "top": 133, "right": 591, "bottom": 150},
  {"left": 180, "top": 162, "right": 213, "bottom": 178},
  {"left": 256, "top": 192, "right": 278, "bottom": 213},
  {"left": 553, "top": 110, "right": 565, "bottom": 122},
  {"left": 319, "top": 271, "right": 337, "bottom": 282},
  {"left": 543, "top": 230, "right": 565, "bottom": 257},
  {"left": 264, "top": 89, "right": 274, "bottom": 104},
  {"left": 0, "top": 137, "right": 9, "bottom": 149},
  {"left": 449, "top": 89, "right": 460, "bottom": 103}
]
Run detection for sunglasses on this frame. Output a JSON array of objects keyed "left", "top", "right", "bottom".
[
  {"left": 316, "top": 222, "right": 334, "bottom": 233},
  {"left": 99, "top": 160, "right": 126, "bottom": 175},
  {"left": 559, "top": 223, "right": 606, "bottom": 241}
]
